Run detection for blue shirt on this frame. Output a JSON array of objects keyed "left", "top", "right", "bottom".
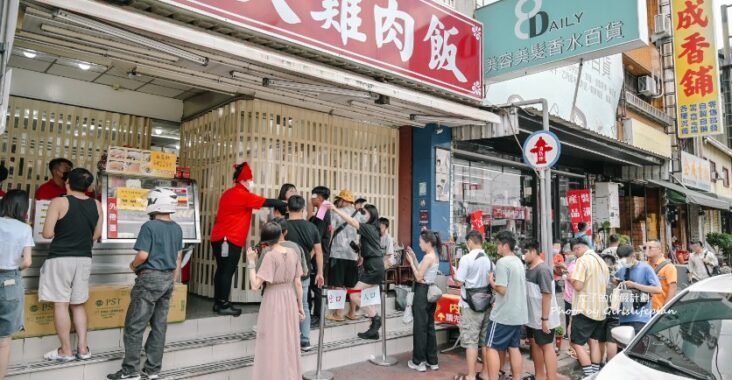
[
  {"left": 134, "top": 220, "right": 183, "bottom": 272},
  {"left": 574, "top": 232, "right": 594, "bottom": 249},
  {"left": 614, "top": 262, "right": 659, "bottom": 324}
]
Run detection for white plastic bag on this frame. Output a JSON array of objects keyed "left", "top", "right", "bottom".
[{"left": 402, "top": 290, "right": 414, "bottom": 324}]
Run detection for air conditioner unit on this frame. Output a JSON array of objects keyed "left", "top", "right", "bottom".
[
  {"left": 638, "top": 76, "right": 659, "bottom": 96},
  {"left": 652, "top": 14, "right": 672, "bottom": 41}
]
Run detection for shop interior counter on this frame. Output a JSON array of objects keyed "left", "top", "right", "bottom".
[{"left": 23, "top": 172, "right": 201, "bottom": 291}]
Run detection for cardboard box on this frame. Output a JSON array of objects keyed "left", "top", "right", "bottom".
[{"left": 16, "top": 284, "right": 187, "bottom": 338}]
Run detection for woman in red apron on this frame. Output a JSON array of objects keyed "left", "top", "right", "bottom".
[{"left": 210, "top": 162, "right": 286, "bottom": 316}]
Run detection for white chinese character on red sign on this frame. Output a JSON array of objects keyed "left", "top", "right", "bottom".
[
  {"left": 311, "top": 0, "right": 367, "bottom": 45},
  {"left": 583, "top": 207, "right": 592, "bottom": 217},
  {"left": 374, "top": 0, "right": 414, "bottom": 62},
  {"left": 529, "top": 136, "right": 554, "bottom": 165},
  {"left": 271, "top": 0, "right": 301, "bottom": 24},
  {"left": 568, "top": 195, "right": 578, "bottom": 204},
  {"left": 580, "top": 193, "right": 590, "bottom": 203},
  {"left": 423, "top": 15, "right": 467, "bottom": 82},
  {"left": 570, "top": 210, "right": 581, "bottom": 218}
]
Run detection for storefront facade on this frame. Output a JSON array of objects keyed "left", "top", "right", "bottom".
[{"left": 0, "top": 0, "right": 498, "bottom": 304}]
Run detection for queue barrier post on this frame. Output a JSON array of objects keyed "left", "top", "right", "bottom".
[
  {"left": 303, "top": 290, "right": 334, "bottom": 380},
  {"left": 368, "top": 283, "right": 398, "bottom": 366}
]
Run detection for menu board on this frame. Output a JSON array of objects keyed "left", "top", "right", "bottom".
[
  {"left": 101, "top": 173, "right": 201, "bottom": 243},
  {"left": 32, "top": 200, "right": 52, "bottom": 243},
  {"left": 106, "top": 146, "right": 177, "bottom": 178}
]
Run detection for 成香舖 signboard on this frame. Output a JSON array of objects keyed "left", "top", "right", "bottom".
[
  {"left": 162, "top": 0, "right": 484, "bottom": 100},
  {"left": 477, "top": 0, "right": 648, "bottom": 81},
  {"left": 672, "top": 0, "right": 722, "bottom": 138}
]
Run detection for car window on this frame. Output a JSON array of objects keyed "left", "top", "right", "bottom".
[{"left": 627, "top": 291, "right": 732, "bottom": 380}]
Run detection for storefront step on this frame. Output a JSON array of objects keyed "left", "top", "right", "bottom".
[
  {"left": 7, "top": 297, "right": 399, "bottom": 367},
  {"left": 166, "top": 326, "right": 451, "bottom": 380},
  {"left": 5, "top": 311, "right": 409, "bottom": 379}
]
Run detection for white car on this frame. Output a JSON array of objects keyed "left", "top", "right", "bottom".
[{"left": 589, "top": 274, "right": 732, "bottom": 380}]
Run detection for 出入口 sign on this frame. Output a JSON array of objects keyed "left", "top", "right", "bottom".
[
  {"left": 162, "top": 0, "right": 483, "bottom": 100},
  {"left": 672, "top": 0, "right": 722, "bottom": 138},
  {"left": 477, "top": 0, "right": 648, "bottom": 81}
]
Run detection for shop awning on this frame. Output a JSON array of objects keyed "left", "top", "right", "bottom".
[
  {"left": 454, "top": 108, "right": 666, "bottom": 168},
  {"left": 33, "top": 0, "right": 501, "bottom": 128},
  {"left": 648, "top": 179, "right": 731, "bottom": 210}
]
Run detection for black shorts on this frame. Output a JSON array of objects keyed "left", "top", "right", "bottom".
[
  {"left": 602, "top": 315, "right": 619, "bottom": 343},
  {"left": 328, "top": 258, "right": 358, "bottom": 288},
  {"left": 570, "top": 313, "right": 606, "bottom": 346},
  {"left": 527, "top": 327, "right": 555, "bottom": 346}
]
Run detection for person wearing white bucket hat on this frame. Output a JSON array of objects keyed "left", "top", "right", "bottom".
[{"left": 108, "top": 187, "right": 183, "bottom": 380}]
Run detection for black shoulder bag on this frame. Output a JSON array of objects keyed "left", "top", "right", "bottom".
[
  {"left": 461, "top": 253, "right": 494, "bottom": 313},
  {"left": 329, "top": 210, "right": 360, "bottom": 250},
  {"left": 624, "top": 265, "right": 650, "bottom": 311}
]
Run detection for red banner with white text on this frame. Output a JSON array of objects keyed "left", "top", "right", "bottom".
[
  {"left": 162, "top": 0, "right": 483, "bottom": 99},
  {"left": 567, "top": 189, "right": 592, "bottom": 235}
]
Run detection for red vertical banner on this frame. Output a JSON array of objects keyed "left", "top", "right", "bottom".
[
  {"left": 108, "top": 198, "right": 118, "bottom": 239},
  {"left": 470, "top": 210, "right": 485, "bottom": 236},
  {"left": 567, "top": 189, "right": 592, "bottom": 235}
]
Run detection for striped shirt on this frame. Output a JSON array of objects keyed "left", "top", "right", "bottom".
[{"left": 571, "top": 250, "right": 609, "bottom": 321}]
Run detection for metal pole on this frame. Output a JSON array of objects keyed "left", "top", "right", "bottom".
[
  {"left": 495, "top": 99, "right": 554, "bottom": 262},
  {"left": 570, "top": 59, "right": 585, "bottom": 124},
  {"left": 369, "top": 283, "right": 398, "bottom": 366},
  {"left": 303, "top": 291, "right": 333, "bottom": 380},
  {"left": 722, "top": 5, "right": 731, "bottom": 67}
]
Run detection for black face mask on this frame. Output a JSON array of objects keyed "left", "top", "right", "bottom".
[{"left": 61, "top": 171, "right": 70, "bottom": 181}]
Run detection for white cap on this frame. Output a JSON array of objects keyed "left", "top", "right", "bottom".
[{"left": 146, "top": 188, "right": 178, "bottom": 215}]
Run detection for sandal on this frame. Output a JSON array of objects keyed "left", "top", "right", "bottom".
[
  {"left": 453, "top": 375, "right": 468, "bottom": 380},
  {"left": 345, "top": 314, "right": 361, "bottom": 320},
  {"left": 325, "top": 314, "right": 345, "bottom": 322}
]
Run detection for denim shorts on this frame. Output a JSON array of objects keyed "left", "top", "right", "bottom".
[{"left": 0, "top": 270, "right": 24, "bottom": 337}]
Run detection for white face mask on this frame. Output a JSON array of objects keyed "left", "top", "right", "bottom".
[
  {"left": 245, "top": 180, "right": 255, "bottom": 188},
  {"left": 552, "top": 248, "right": 561, "bottom": 254},
  {"left": 618, "top": 258, "right": 633, "bottom": 269}
]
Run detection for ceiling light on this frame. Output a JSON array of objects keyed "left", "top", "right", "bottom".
[
  {"left": 230, "top": 71, "right": 260, "bottom": 82},
  {"left": 263, "top": 78, "right": 379, "bottom": 99},
  {"left": 22, "top": 49, "right": 37, "bottom": 59},
  {"left": 154, "top": 128, "right": 163, "bottom": 135},
  {"left": 410, "top": 114, "right": 487, "bottom": 126},
  {"left": 77, "top": 61, "right": 91, "bottom": 70},
  {"left": 53, "top": 10, "right": 208, "bottom": 65}
]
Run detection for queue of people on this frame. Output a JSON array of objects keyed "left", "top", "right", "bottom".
[{"left": 0, "top": 155, "right": 716, "bottom": 380}]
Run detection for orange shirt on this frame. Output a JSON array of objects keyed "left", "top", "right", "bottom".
[
  {"left": 210, "top": 183, "right": 266, "bottom": 247},
  {"left": 650, "top": 260, "right": 678, "bottom": 311}
]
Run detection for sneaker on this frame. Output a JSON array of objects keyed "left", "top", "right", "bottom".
[
  {"left": 43, "top": 348, "right": 75, "bottom": 363},
  {"left": 141, "top": 369, "right": 159, "bottom": 379},
  {"left": 407, "top": 360, "right": 426, "bottom": 372},
  {"left": 107, "top": 369, "right": 141, "bottom": 380},
  {"left": 301, "top": 343, "right": 314, "bottom": 352},
  {"left": 76, "top": 347, "right": 92, "bottom": 360},
  {"left": 428, "top": 363, "right": 439, "bottom": 371}
]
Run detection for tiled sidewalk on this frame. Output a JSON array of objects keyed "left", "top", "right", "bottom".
[{"left": 327, "top": 340, "right": 582, "bottom": 380}]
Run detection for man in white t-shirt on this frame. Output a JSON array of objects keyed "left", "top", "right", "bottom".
[{"left": 453, "top": 230, "right": 494, "bottom": 380}]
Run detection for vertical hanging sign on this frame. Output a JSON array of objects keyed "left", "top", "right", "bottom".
[
  {"left": 672, "top": 0, "right": 722, "bottom": 138},
  {"left": 567, "top": 189, "right": 592, "bottom": 235}
]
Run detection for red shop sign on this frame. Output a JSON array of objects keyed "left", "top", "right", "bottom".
[
  {"left": 567, "top": 189, "right": 592, "bottom": 235},
  {"left": 162, "top": 0, "right": 483, "bottom": 100}
]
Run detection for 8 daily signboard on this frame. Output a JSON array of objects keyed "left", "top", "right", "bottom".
[{"left": 478, "top": 0, "right": 648, "bottom": 81}]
